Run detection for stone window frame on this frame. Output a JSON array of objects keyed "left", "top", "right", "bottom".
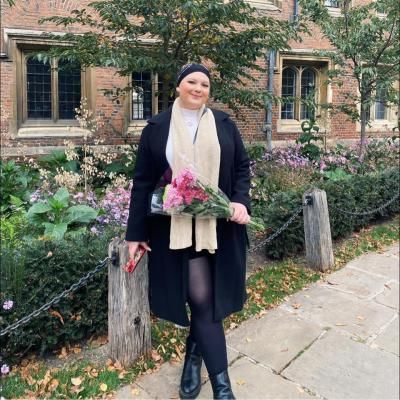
[
  {"left": 276, "top": 52, "right": 333, "bottom": 134},
  {"left": 5, "top": 29, "right": 93, "bottom": 137},
  {"left": 246, "top": 0, "right": 282, "bottom": 11}
]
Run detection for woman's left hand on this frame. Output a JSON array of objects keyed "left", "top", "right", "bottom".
[{"left": 229, "top": 202, "right": 250, "bottom": 225}]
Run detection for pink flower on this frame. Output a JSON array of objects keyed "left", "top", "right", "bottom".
[
  {"left": 172, "top": 168, "right": 196, "bottom": 191},
  {"left": 1, "top": 364, "right": 10, "bottom": 375},
  {"left": 163, "top": 185, "right": 184, "bottom": 210}
]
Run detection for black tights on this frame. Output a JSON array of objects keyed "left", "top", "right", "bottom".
[{"left": 187, "top": 256, "right": 228, "bottom": 376}]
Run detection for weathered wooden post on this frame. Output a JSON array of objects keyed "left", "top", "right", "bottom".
[
  {"left": 108, "top": 238, "right": 151, "bottom": 367},
  {"left": 303, "top": 188, "right": 334, "bottom": 271}
]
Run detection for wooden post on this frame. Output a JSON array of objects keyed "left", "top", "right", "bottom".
[
  {"left": 303, "top": 189, "right": 334, "bottom": 271},
  {"left": 108, "top": 238, "right": 151, "bottom": 367}
]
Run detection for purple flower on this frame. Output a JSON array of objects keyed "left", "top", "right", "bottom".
[
  {"left": 2, "top": 300, "right": 13, "bottom": 310},
  {"left": 1, "top": 364, "right": 9, "bottom": 375},
  {"left": 90, "top": 226, "right": 99, "bottom": 234}
]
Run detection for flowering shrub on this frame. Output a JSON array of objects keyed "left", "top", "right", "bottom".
[{"left": 97, "top": 185, "right": 132, "bottom": 228}]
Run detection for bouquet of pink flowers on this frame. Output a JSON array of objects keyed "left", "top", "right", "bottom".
[{"left": 150, "top": 168, "right": 264, "bottom": 230}]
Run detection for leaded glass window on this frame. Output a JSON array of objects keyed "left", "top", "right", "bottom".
[
  {"left": 132, "top": 72, "right": 152, "bottom": 120},
  {"left": 25, "top": 56, "right": 81, "bottom": 122},
  {"left": 27, "top": 58, "right": 52, "bottom": 119},
  {"left": 132, "top": 72, "right": 175, "bottom": 120},
  {"left": 325, "top": 0, "right": 341, "bottom": 7},
  {"left": 58, "top": 60, "right": 82, "bottom": 120},
  {"left": 375, "top": 86, "right": 387, "bottom": 120},
  {"left": 281, "top": 68, "right": 296, "bottom": 119},
  {"left": 300, "top": 68, "right": 316, "bottom": 119}
]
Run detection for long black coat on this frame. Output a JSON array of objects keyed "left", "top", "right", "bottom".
[{"left": 125, "top": 108, "right": 251, "bottom": 326}]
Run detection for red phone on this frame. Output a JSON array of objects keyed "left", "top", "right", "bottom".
[{"left": 123, "top": 245, "right": 147, "bottom": 273}]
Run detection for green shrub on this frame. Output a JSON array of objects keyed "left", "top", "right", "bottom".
[
  {"left": 0, "top": 160, "right": 39, "bottom": 213},
  {"left": 252, "top": 168, "right": 399, "bottom": 259},
  {"left": 0, "top": 229, "right": 116, "bottom": 363}
]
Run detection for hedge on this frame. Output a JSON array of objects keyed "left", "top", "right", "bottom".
[
  {"left": 0, "top": 229, "right": 115, "bottom": 362},
  {"left": 255, "top": 167, "right": 399, "bottom": 258}
]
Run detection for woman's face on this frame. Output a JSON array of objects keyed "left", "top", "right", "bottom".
[{"left": 177, "top": 71, "right": 210, "bottom": 110}]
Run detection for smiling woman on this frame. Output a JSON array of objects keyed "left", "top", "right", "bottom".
[{"left": 125, "top": 63, "right": 252, "bottom": 399}]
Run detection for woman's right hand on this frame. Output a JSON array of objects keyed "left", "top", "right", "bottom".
[{"left": 126, "top": 241, "right": 151, "bottom": 261}]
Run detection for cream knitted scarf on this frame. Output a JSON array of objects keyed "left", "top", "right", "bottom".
[{"left": 169, "top": 98, "right": 221, "bottom": 252}]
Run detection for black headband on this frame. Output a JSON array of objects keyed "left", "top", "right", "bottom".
[{"left": 176, "top": 63, "right": 210, "bottom": 86}]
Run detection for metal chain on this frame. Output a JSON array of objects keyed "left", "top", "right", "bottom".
[
  {"left": 248, "top": 200, "right": 309, "bottom": 254},
  {"left": 0, "top": 257, "right": 110, "bottom": 337},
  {"left": 329, "top": 191, "right": 399, "bottom": 217}
]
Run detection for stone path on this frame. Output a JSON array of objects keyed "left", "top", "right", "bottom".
[{"left": 115, "top": 243, "right": 399, "bottom": 400}]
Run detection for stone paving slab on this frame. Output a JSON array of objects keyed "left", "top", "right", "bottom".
[
  {"left": 116, "top": 383, "right": 153, "bottom": 399},
  {"left": 199, "top": 357, "right": 318, "bottom": 400},
  {"left": 282, "top": 329, "right": 400, "bottom": 400},
  {"left": 115, "top": 346, "right": 240, "bottom": 399},
  {"left": 373, "top": 280, "right": 399, "bottom": 310},
  {"left": 347, "top": 252, "right": 399, "bottom": 281},
  {"left": 320, "top": 266, "right": 389, "bottom": 299},
  {"left": 281, "top": 284, "right": 397, "bottom": 340},
  {"left": 371, "top": 315, "right": 400, "bottom": 356},
  {"left": 384, "top": 243, "right": 399, "bottom": 256},
  {"left": 226, "top": 308, "right": 324, "bottom": 372}
]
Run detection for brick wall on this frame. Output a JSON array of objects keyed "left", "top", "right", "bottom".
[{"left": 0, "top": 0, "right": 393, "bottom": 154}]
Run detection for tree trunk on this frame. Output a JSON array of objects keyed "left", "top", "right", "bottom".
[{"left": 359, "top": 103, "right": 367, "bottom": 159}]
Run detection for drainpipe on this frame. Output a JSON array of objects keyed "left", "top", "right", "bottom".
[
  {"left": 293, "top": 0, "right": 299, "bottom": 20},
  {"left": 263, "top": 50, "right": 275, "bottom": 151}
]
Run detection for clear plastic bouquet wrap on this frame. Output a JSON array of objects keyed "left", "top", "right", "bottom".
[{"left": 150, "top": 168, "right": 264, "bottom": 230}]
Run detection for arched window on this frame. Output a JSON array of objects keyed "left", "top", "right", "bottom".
[
  {"left": 300, "top": 68, "right": 316, "bottom": 120},
  {"left": 281, "top": 67, "right": 296, "bottom": 119},
  {"left": 280, "top": 64, "right": 319, "bottom": 120}
]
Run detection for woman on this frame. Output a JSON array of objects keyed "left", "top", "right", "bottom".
[{"left": 125, "top": 63, "right": 251, "bottom": 400}]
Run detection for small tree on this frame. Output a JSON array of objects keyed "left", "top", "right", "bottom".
[
  {"left": 40, "top": 0, "right": 306, "bottom": 114},
  {"left": 298, "top": 0, "right": 399, "bottom": 155}
]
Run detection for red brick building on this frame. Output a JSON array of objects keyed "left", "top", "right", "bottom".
[{"left": 1, "top": 0, "right": 397, "bottom": 155}]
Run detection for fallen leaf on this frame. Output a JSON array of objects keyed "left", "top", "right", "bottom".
[
  {"left": 48, "top": 378, "right": 59, "bottom": 392},
  {"left": 71, "top": 376, "right": 83, "bottom": 386},
  {"left": 118, "top": 371, "right": 126, "bottom": 379},
  {"left": 100, "top": 383, "right": 108, "bottom": 392},
  {"left": 292, "top": 303, "right": 302, "bottom": 309},
  {"left": 151, "top": 350, "right": 161, "bottom": 362},
  {"left": 229, "top": 322, "right": 238, "bottom": 329},
  {"left": 131, "top": 388, "right": 141, "bottom": 396},
  {"left": 114, "top": 361, "right": 124, "bottom": 370},
  {"left": 245, "top": 337, "right": 252, "bottom": 343},
  {"left": 58, "top": 347, "right": 68, "bottom": 359},
  {"left": 70, "top": 386, "right": 84, "bottom": 394},
  {"left": 49, "top": 309, "right": 64, "bottom": 325},
  {"left": 357, "top": 316, "right": 365, "bottom": 320},
  {"left": 236, "top": 379, "right": 246, "bottom": 385}
]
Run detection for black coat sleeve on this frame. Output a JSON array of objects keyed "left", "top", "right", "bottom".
[
  {"left": 229, "top": 120, "right": 251, "bottom": 214},
  {"left": 125, "top": 124, "right": 156, "bottom": 241}
]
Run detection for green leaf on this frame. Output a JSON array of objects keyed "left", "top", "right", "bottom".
[
  {"left": 53, "top": 187, "right": 70, "bottom": 205},
  {"left": 65, "top": 205, "right": 98, "bottom": 224},
  {"left": 43, "top": 222, "right": 68, "bottom": 240},
  {"left": 9, "top": 195, "right": 25, "bottom": 208},
  {"left": 27, "top": 202, "right": 52, "bottom": 216}
]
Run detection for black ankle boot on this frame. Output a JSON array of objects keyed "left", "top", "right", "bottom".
[
  {"left": 209, "top": 370, "right": 236, "bottom": 400},
  {"left": 179, "top": 336, "right": 202, "bottom": 399}
]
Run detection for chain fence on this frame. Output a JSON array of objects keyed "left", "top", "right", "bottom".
[
  {"left": 1, "top": 189, "right": 398, "bottom": 337},
  {"left": 0, "top": 257, "right": 109, "bottom": 337},
  {"left": 329, "top": 191, "right": 399, "bottom": 217}
]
